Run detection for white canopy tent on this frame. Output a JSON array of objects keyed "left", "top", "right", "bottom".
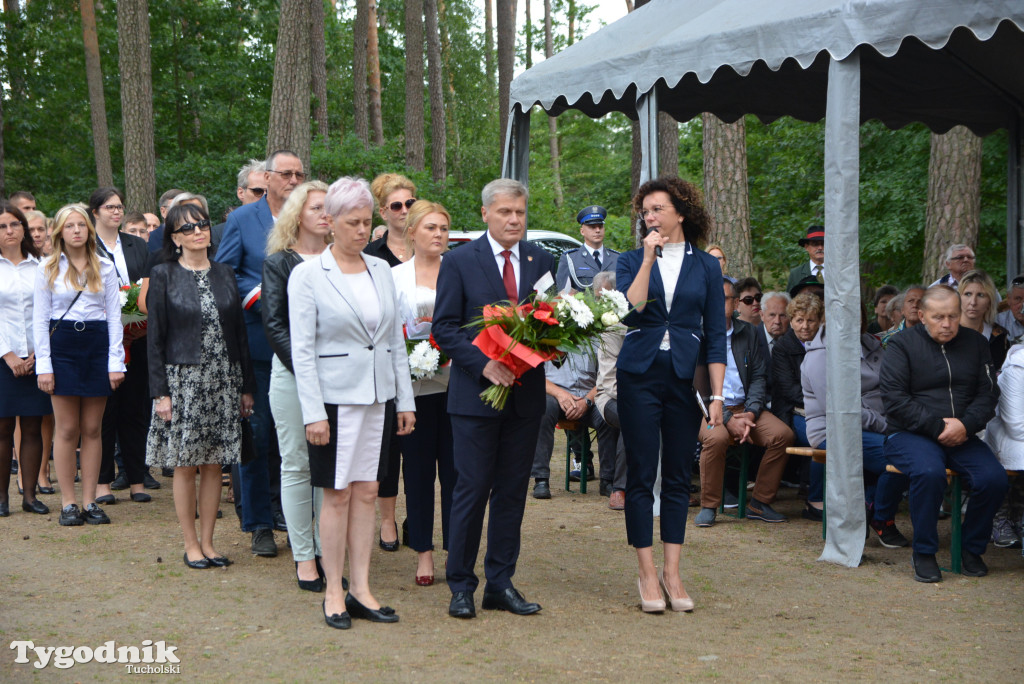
[{"left": 503, "top": 0, "right": 1024, "bottom": 567}]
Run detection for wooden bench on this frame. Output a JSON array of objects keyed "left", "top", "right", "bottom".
[{"left": 786, "top": 447, "right": 827, "bottom": 538}]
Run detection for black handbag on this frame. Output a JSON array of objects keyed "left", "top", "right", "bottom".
[{"left": 240, "top": 418, "right": 255, "bottom": 466}]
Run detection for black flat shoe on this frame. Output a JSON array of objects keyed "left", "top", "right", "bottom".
[
  {"left": 109, "top": 472, "right": 129, "bottom": 490},
  {"left": 22, "top": 499, "right": 49, "bottom": 515},
  {"left": 379, "top": 522, "right": 400, "bottom": 552},
  {"left": 322, "top": 601, "right": 351, "bottom": 630},
  {"left": 204, "top": 555, "right": 232, "bottom": 568},
  {"left": 130, "top": 492, "right": 152, "bottom": 503},
  {"left": 183, "top": 552, "right": 211, "bottom": 569},
  {"left": 37, "top": 485, "right": 55, "bottom": 495},
  {"left": 143, "top": 472, "right": 162, "bottom": 489},
  {"left": 95, "top": 494, "right": 116, "bottom": 505},
  {"left": 345, "top": 592, "right": 399, "bottom": 623},
  {"left": 83, "top": 502, "right": 111, "bottom": 525},
  {"left": 297, "top": 561, "right": 324, "bottom": 592}
]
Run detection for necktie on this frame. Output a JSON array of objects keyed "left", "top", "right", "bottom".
[
  {"left": 593, "top": 250, "right": 602, "bottom": 268},
  {"left": 815, "top": 265, "right": 824, "bottom": 283},
  {"left": 501, "top": 250, "right": 518, "bottom": 302}
]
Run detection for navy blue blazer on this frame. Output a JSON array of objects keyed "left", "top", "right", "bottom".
[
  {"left": 214, "top": 196, "right": 275, "bottom": 361},
  {"left": 432, "top": 235, "right": 557, "bottom": 418},
  {"left": 615, "top": 243, "right": 727, "bottom": 379}
]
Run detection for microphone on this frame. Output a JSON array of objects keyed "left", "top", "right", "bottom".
[{"left": 651, "top": 225, "right": 663, "bottom": 258}]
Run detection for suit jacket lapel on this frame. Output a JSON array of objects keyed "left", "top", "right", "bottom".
[
  {"left": 474, "top": 237, "right": 509, "bottom": 303},
  {"left": 256, "top": 197, "right": 274, "bottom": 233},
  {"left": 670, "top": 242, "right": 696, "bottom": 309},
  {"left": 321, "top": 251, "right": 372, "bottom": 341}
]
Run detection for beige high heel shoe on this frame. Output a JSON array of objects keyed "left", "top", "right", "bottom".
[
  {"left": 659, "top": 571, "right": 695, "bottom": 612},
  {"left": 638, "top": 578, "right": 666, "bottom": 613}
]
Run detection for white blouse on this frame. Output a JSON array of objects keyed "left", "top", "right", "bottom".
[
  {"left": 658, "top": 241, "right": 688, "bottom": 351},
  {"left": 32, "top": 253, "right": 126, "bottom": 374},
  {"left": 0, "top": 253, "right": 40, "bottom": 359}
]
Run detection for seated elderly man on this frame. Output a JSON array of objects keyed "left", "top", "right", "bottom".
[
  {"left": 992, "top": 275, "right": 1024, "bottom": 369},
  {"left": 929, "top": 243, "right": 976, "bottom": 290},
  {"left": 695, "top": 278, "right": 794, "bottom": 527},
  {"left": 881, "top": 286, "right": 1007, "bottom": 582}
]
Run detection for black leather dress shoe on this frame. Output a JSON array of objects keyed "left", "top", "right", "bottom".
[
  {"left": 345, "top": 593, "right": 399, "bottom": 623},
  {"left": 448, "top": 591, "right": 476, "bottom": 619},
  {"left": 322, "top": 601, "right": 351, "bottom": 630},
  {"left": 481, "top": 586, "right": 541, "bottom": 615},
  {"left": 37, "top": 483, "right": 55, "bottom": 495},
  {"left": 183, "top": 553, "right": 211, "bottom": 569},
  {"left": 379, "top": 522, "right": 400, "bottom": 551},
  {"left": 143, "top": 472, "right": 162, "bottom": 489},
  {"left": 532, "top": 479, "right": 551, "bottom": 500},
  {"left": 109, "top": 472, "right": 129, "bottom": 490},
  {"left": 22, "top": 499, "right": 50, "bottom": 515},
  {"left": 83, "top": 502, "right": 111, "bottom": 525}
]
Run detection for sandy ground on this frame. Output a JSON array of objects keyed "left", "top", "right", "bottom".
[{"left": 2, "top": 449, "right": 1023, "bottom": 683}]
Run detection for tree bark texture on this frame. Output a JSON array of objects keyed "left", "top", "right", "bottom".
[
  {"left": 353, "top": 0, "right": 369, "bottom": 147},
  {"left": 922, "top": 126, "right": 983, "bottom": 282},
  {"left": 80, "top": 0, "right": 113, "bottom": 187},
  {"left": 524, "top": 0, "right": 532, "bottom": 70},
  {"left": 658, "top": 111, "right": 678, "bottom": 176},
  {"left": 496, "top": 0, "right": 515, "bottom": 154},
  {"left": 404, "top": 0, "right": 426, "bottom": 170},
  {"left": 118, "top": 0, "right": 157, "bottom": 213},
  {"left": 703, "top": 113, "right": 753, "bottom": 274},
  {"left": 438, "top": 0, "right": 461, "bottom": 180},
  {"left": 266, "top": 0, "right": 312, "bottom": 166},
  {"left": 484, "top": 0, "right": 494, "bottom": 92},
  {"left": 310, "top": 0, "right": 329, "bottom": 140},
  {"left": 367, "top": 0, "right": 385, "bottom": 146},
  {"left": 424, "top": 0, "right": 446, "bottom": 181},
  {"left": 544, "top": 0, "right": 562, "bottom": 207}
]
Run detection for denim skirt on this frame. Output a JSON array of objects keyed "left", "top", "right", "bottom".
[
  {"left": 49, "top": 320, "right": 112, "bottom": 397},
  {"left": 0, "top": 358, "right": 52, "bottom": 417}
]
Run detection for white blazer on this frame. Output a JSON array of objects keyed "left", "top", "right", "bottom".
[
  {"left": 288, "top": 250, "right": 415, "bottom": 426},
  {"left": 985, "top": 344, "right": 1024, "bottom": 470},
  {"left": 391, "top": 257, "right": 449, "bottom": 396}
]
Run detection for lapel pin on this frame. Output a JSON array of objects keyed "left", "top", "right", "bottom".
[{"left": 528, "top": 256, "right": 533, "bottom": 262}]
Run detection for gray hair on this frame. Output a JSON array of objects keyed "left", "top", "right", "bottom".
[
  {"left": 942, "top": 243, "right": 973, "bottom": 266},
  {"left": 762, "top": 291, "right": 790, "bottom": 309},
  {"left": 265, "top": 149, "right": 300, "bottom": 172},
  {"left": 886, "top": 293, "right": 904, "bottom": 319},
  {"left": 481, "top": 178, "right": 528, "bottom": 207},
  {"left": 237, "top": 159, "right": 266, "bottom": 189},
  {"left": 168, "top": 192, "right": 209, "bottom": 214},
  {"left": 593, "top": 271, "right": 616, "bottom": 292}
]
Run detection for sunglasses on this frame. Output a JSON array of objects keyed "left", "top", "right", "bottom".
[
  {"left": 738, "top": 293, "right": 763, "bottom": 306},
  {"left": 173, "top": 219, "right": 211, "bottom": 235},
  {"left": 269, "top": 170, "right": 307, "bottom": 181},
  {"left": 388, "top": 198, "right": 417, "bottom": 212},
  {"left": 248, "top": 187, "right": 266, "bottom": 198}
]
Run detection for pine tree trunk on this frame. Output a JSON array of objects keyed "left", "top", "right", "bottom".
[
  {"left": 353, "top": 0, "right": 369, "bottom": 148},
  {"left": 484, "top": 0, "right": 495, "bottom": 92},
  {"left": 496, "top": 0, "right": 515, "bottom": 153},
  {"left": 80, "top": 0, "right": 113, "bottom": 187},
  {"left": 310, "top": 0, "right": 329, "bottom": 140},
  {"left": 524, "top": 0, "right": 532, "bottom": 69},
  {"left": 922, "top": 126, "right": 983, "bottom": 282},
  {"left": 438, "top": 0, "right": 461, "bottom": 181},
  {"left": 703, "top": 113, "right": 753, "bottom": 272},
  {"left": 367, "top": 1, "right": 385, "bottom": 146},
  {"left": 659, "top": 112, "right": 678, "bottom": 176},
  {"left": 425, "top": 0, "right": 446, "bottom": 182},
  {"left": 266, "top": 0, "right": 312, "bottom": 166},
  {"left": 544, "top": 0, "right": 562, "bottom": 207},
  {"left": 404, "top": 0, "right": 426, "bottom": 170},
  {"left": 118, "top": 0, "right": 157, "bottom": 213},
  {"left": 567, "top": 0, "right": 576, "bottom": 44}
]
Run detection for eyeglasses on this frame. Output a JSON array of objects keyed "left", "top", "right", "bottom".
[
  {"left": 268, "top": 170, "right": 307, "bottom": 182},
  {"left": 173, "top": 219, "right": 211, "bottom": 235},
  {"left": 388, "top": 198, "right": 417, "bottom": 212},
  {"left": 102, "top": 204, "right": 125, "bottom": 213},
  {"left": 640, "top": 205, "right": 669, "bottom": 219},
  {"left": 949, "top": 254, "right": 975, "bottom": 262},
  {"left": 738, "top": 293, "right": 763, "bottom": 306},
  {"left": 0, "top": 220, "right": 23, "bottom": 231},
  {"left": 248, "top": 187, "right": 266, "bottom": 198}
]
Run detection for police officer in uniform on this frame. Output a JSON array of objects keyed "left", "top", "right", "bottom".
[{"left": 556, "top": 205, "right": 619, "bottom": 292}]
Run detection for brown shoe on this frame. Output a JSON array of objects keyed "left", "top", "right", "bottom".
[{"left": 608, "top": 490, "right": 625, "bottom": 510}]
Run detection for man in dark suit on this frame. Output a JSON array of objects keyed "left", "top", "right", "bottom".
[
  {"left": 555, "top": 205, "right": 619, "bottom": 292},
  {"left": 786, "top": 225, "right": 825, "bottom": 293},
  {"left": 433, "top": 178, "right": 556, "bottom": 619},
  {"left": 215, "top": 149, "right": 305, "bottom": 557}
]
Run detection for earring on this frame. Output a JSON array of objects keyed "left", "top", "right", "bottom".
[{"left": 175, "top": 244, "right": 182, "bottom": 256}]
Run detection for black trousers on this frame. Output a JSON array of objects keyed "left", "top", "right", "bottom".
[
  {"left": 398, "top": 392, "right": 456, "bottom": 552},
  {"left": 99, "top": 338, "right": 151, "bottom": 486},
  {"left": 445, "top": 411, "right": 541, "bottom": 594}
]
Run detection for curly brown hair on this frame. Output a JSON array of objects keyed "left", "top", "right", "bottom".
[{"left": 631, "top": 176, "right": 710, "bottom": 246}]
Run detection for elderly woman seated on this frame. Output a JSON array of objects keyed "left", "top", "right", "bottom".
[{"left": 984, "top": 342, "right": 1024, "bottom": 549}]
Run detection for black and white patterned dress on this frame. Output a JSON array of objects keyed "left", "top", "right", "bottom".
[{"left": 146, "top": 268, "right": 243, "bottom": 467}]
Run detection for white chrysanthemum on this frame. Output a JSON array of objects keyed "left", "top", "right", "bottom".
[
  {"left": 119, "top": 290, "right": 129, "bottom": 309},
  {"left": 601, "top": 311, "right": 619, "bottom": 327},
  {"left": 568, "top": 297, "right": 594, "bottom": 328},
  {"left": 408, "top": 341, "right": 441, "bottom": 380},
  {"left": 602, "top": 289, "right": 629, "bottom": 318}
]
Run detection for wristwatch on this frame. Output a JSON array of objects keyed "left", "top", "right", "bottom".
[
  {"left": 709, "top": 395, "right": 725, "bottom": 403},
  {"left": 585, "top": 398, "right": 594, "bottom": 408}
]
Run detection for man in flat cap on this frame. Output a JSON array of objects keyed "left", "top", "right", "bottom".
[
  {"left": 555, "top": 205, "right": 619, "bottom": 293},
  {"left": 786, "top": 225, "right": 825, "bottom": 294}
]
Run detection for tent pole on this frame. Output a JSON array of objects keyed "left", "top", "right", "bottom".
[
  {"left": 1008, "top": 116, "right": 1023, "bottom": 280},
  {"left": 637, "top": 89, "right": 660, "bottom": 185},
  {"left": 819, "top": 50, "right": 865, "bottom": 569},
  {"left": 502, "top": 105, "right": 532, "bottom": 185}
]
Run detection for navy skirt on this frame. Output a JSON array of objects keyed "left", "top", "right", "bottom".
[
  {"left": 0, "top": 357, "right": 52, "bottom": 418},
  {"left": 50, "top": 320, "right": 113, "bottom": 398}
]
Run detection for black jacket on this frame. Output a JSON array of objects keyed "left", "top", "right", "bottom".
[
  {"left": 96, "top": 231, "right": 149, "bottom": 284},
  {"left": 261, "top": 249, "right": 305, "bottom": 374},
  {"left": 724, "top": 318, "right": 769, "bottom": 423},
  {"left": 880, "top": 324, "right": 998, "bottom": 439},
  {"left": 146, "top": 260, "right": 256, "bottom": 397},
  {"left": 770, "top": 328, "right": 806, "bottom": 425}
]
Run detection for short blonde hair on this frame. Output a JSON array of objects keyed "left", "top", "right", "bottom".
[
  {"left": 265, "top": 181, "right": 330, "bottom": 255},
  {"left": 404, "top": 200, "right": 451, "bottom": 256},
  {"left": 370, "top": 173, "right": 416, "bottom": 209},
  {"left": 786, "top": 291, "right": 824, "bottom": 321}
]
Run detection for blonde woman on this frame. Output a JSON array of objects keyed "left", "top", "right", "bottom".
[
  {"left": 959, "top": 269, "right": 1000, "bottom": 339},
  {"left": 32, "top": 205, "right": 125, "bottom": 527}
]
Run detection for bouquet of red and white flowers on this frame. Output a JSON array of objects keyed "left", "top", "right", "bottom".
[
  {"left": 469, "top": 287, "right": 630, "bottom": 410},
  {"left": 119, "top": 280, "right": 147, "bottom": 365},
  {"left": 406, "top": 334, "right": 450, "bottom": 381}
]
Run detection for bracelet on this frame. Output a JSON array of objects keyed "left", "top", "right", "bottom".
[
  {"left": 709, "top": 395, "right": 725, "bottom": 403},
  {"left": 154, "top": 396, "right": 168, "bottom": 402}
]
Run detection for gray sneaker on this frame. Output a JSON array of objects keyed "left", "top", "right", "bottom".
[
  {"left": 746, "top": 498, "right": 787, "bottom": 523},
  {"left": 694, "top": 507, "right": 716, "bottom": 527},
  {"left": 991, "top": 517, "right": 1021, "bottom": 548}
]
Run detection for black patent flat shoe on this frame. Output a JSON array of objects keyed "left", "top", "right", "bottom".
[
  {"left": 345, "top": 592, "right": 399, "bottom": 623},
  {"left": 22, "top": 499, "right": 50, "bottom": 515},
  {"left": 37, "top": 485, "right": 55, "bottom": 495},
  {"left": 322, "top": 601, "right": 351, "bottom": 630},
  {"left": 183, "top": 552, "right": 211, "bottom": 569},
  {"left": 204, "top": 555, "right": 232, "bottom": 568},
  {"left": 95, "top": 494, "right": 116, "bottom": 505},
  {"left": 379, "top": 522, "right": 400, "bottom": 552}
]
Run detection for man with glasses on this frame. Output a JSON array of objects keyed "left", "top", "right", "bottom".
[
  {"left": 930, "top": 244, "right": 976, "bottom": 290},
  {"left": 216, "top": 149, "right": 306, "bottom": 559},
  {"left": 555, "top": 205, "right": 619, "bottom": 293},
  {"left": 786, "top": 225, "right": 825, "bottom": 294},
  {"left": 211, "top": 159, "right": 267, "bottom": 252}
]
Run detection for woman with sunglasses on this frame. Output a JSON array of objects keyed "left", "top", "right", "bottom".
[
  {"left": 33, "top": 205, "right": 125, "bottom": 526},
  {"left": 87, "top": 188, "right": 153, "bottom": 507},
  {"left": 146, "top": 204, "right": 255, "bottom": 568},
  {"left": 734, "top": 277, "right": 763, "bottom": 326},
  {"left": 364, "top": 173, "right": 417, "bottom": 551}
]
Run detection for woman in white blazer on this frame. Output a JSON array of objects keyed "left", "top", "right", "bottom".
[
  {"left": 288, "top": 177, "right": 415, "bottom": 631},
  {"left": 390, "top": 200, "right": 455, "bottom": 588},
  {"left": 985, "top": 343, "right": 1024, "bottom": 546}
]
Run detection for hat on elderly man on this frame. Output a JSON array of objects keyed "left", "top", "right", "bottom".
[
  {"left": 576, "top": 205, "right": 607, "bottom": 226},
  {"left": 798, "top": 225, "right": 825, "bottom": 246}
]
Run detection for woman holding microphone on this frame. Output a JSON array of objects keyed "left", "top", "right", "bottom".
[{"left": 616, "top": 177, "right": 726, "bottom": 613}]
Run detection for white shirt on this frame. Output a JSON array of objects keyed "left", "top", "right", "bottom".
[
  {"left": 658, "top": 241, "right": 688, "bottom": 350},
  {"left": 809, "top": 260, "right": 824, "bottom": 278},
  {"left": 763, "top": 324, "right": 776, "bottom": 356},
  {"left": 486, "top": 231, "right": 520, "bottom": 293},
  {"left": 722, "top": 325, "right": 746, "bottom": 405},
  {"left": 97, "top": 232, "right": 130, "bottom": 286},
  {"left": 584, "top": 243, "right": 606, "bottom": 264},
  {"left": 32, "top": 253, "right": 126, "bottom": 374},
  {"left": 0, "top": 253, "right": 40, "bottom": 358}
]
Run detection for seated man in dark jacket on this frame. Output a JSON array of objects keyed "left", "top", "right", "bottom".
[
  {"left": 881, "top": 286, "right": 1007, "bottom": 583},
  {"left": 696, "top": 279, "right": 794, "bottom": 526}
]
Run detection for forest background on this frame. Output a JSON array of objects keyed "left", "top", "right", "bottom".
[{"left": 0, "top": 0, "right": 1011, "bottom": 291}]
